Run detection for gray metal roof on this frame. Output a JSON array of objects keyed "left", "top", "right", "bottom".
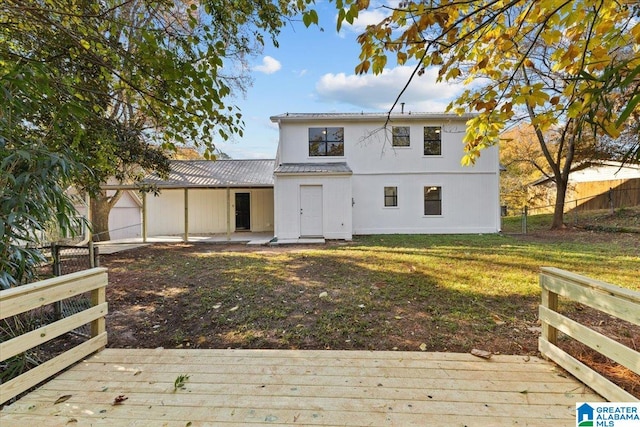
[
  {"left": 274, "top": 162, "right": 352, "bottom": 175},
  {"left": 144, "top": 159, "right": 275, "bottom": 188},
  {"left": 270, "top": 112, "right": 476, "bottom": 123}
]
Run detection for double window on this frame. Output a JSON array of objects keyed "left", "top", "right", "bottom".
[
  {"left": 424, "top": 186, "right": 442, "bottom": 215},
  {"left": 424, "top": 126, "right": 441, "bottom": 155},
  {"left": 384, "top": 186, "right": 398, "bottom": 207},
  {"left": 392, "top": 126, "right": 410, "bottom": 147},
  {"left": 309, "top": 127, "right": 344, "bottom": 156}
]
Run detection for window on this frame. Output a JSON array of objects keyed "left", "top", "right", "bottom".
[
  {"left": 392, "top": 126, "right": 410, "bottom": 147},
  {"left": 309, "top": 127, "right": 344, "bottom": 156},
  {"left": 424, "top": 126, "right": 441, "bottom": 155},
  {"left": 384, "top": 186, "right": 398, "bottom": 207},
  {"left": 424, "top": 186, "right": 442, "bottom": 215}
]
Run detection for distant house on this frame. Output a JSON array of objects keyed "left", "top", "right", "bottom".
[
  {"left": 270, "top": 112, "right": 501, "bottom": 240},
  {"left": 529, "top": 160, "right": 640, "bottom": 212}
]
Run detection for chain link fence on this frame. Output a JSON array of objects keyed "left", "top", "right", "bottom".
[{"left": 51, "top": 242, "right": 100, "bottom": 338}]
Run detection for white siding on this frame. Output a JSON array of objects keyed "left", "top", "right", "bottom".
[
  {"left": 109, "top": 191, "right": 142, "bottom": 239},
  {"left": 276, "top": 119, "right": 498, "bottom": 174},
  {"left": 187, "top": 189, "right": 228, "bottom": 233},
  {"left": 147, "top": 189, "right": 185, "bottom": 235},
  {"left": 352, "top": 173, "right": 500, "bottom": 234},
  {"left": 274, "top": 175, "right": 352, "bottom": 240},
  {"left": 273, "top": 114, "right": 501, "bottom": 236},
  {"left": 249, "top": 188, "right": 275, "bottom": 232},
  {"left": 146, "top": 188, "right": 274, "bottom": 236}
]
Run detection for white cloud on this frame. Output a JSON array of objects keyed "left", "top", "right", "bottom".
[
  {"left": 254, "top": 56, "right": 282, "bottom": 74},
  {"left": 341, "top": 9, "right": 389, "bottom": 34},
  {"left": 315, "top": 66, "right": 467, "bottom": 112}
]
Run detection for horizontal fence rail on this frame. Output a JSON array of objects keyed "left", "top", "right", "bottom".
[
  {"left": 0, "top": 268, "right": 108, "bottom": 405},
  {"left": 539, "top": 267, "right": 640, "bottom": 402}
]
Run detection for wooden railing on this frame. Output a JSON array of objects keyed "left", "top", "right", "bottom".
[
  {"left": 0, "top": 268, "right": 108, "bottom": 405},
  {"left": 539, "top": 267, "right": 640, "bottom": 402}
]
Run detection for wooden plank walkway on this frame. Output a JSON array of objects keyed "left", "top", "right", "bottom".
[{"left": 0, "top": 348, "right": 603, "bottom": 426}]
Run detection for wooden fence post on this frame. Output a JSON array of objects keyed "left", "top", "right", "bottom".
[
  {"left": 540, "top": 284, "right": 558, "bottom": 346},
  {"left": 90, "top": 284, "right": 106, "bottom": 341}
]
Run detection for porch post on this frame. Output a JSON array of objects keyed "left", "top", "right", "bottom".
[
  {"left": 184, "top": 188, "right": 189, "bottom": 242},
  {"left": 226, "top": 187, "right": 231, "bottom": 241},
  {"left": 142, "top": 192, "right": 147, "bottom": 243}
]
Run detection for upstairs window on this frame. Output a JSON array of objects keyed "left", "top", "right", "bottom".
[
  {"left": 424, "top": 126, "right": 442, "bottom": 155},
  {"left": 384, "top": 186, "right": 398, "bottom": 207},
  {"left": 424, "top": 186, "right": 442, "bottom": 215},
  {"left": 309, "top": 127, "right": 344, "bottom": 156},
  {"left": 392, "top": 126, "right": 410, "bottom": 147}
]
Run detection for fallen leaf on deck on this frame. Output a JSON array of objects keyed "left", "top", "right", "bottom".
[
  {"left": 470, "top": 349, "right": 492, "bottom": 359},
  {"left": 113, "top": 395, "right": 128, "bottom": 405},
  {"left": 54, "top": 395, "right": 72, "bottom": 404}
]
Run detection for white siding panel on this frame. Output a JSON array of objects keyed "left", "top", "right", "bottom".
[
  {"left": 276, "top": 120, "right": 498, "bottom": 174},
  {"left": 250, "top": 188, "right": 275, "bottom": 232},
  {"left": 109, "top": 191, "right": 141, "bottom": 239},
  {"left": 352, "top": 173, "right": 500, "bottom": 234},
  {"left": 274, "top": 175, "right": 352, "bottom": 240},
  {"left": 146, "top": 189, "right": 185, "bottom": 235},
  {"left": 188, "top": 189, "right": 228, "bottom": 233}
]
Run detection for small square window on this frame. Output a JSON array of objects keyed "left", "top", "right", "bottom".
[
  {"left": 384, "top": 186, "right": 398, "bottom": 207},
  {"left": 424, "top": 186, "right": 442, "bottom": 215},
  {"left": 392, "top": 126, "right": 410, "bottom": 147},
  {"left": 424, "top": 126, "right": 441, "bottom": 155}
]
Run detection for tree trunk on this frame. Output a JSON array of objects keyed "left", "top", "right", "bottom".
[
  {"left": 551, "top": 177, "right": 568, "bottom": 229},
  {"left": 90, "top": 190, "right": 122, "bottom": 241}
]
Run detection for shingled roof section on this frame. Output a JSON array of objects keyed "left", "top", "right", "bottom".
[
  {"left": 144, "top": 159, "right": 275, "bottom": 188},
  {"left": 274, "top": 162, "right": 352, "bottom": 175}
]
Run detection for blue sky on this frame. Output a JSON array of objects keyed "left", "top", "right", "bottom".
[{"left": 216, "top": 2, "right": 466, "bottom": 159}]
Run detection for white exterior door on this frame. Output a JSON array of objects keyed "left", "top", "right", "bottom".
[{"left": 300, "top": 185, "right": 323, "bottom": 237}]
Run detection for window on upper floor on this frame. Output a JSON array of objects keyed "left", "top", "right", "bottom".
[
  {"left": 309, "top": 127, "right": 344, "bottom": 156},
  {"left": 392, "top": 126, "right": 410, "bottom": 147},
  {"left": 424, "top": 186, "right": 442, "bottom": 215},
  {"left": 424, "top": 126, "right": 442, "bottom": 155},
  {"left": 384, "top": 186, "right": 398, "bottom": 207}
]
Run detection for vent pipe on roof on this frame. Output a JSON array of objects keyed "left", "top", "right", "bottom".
[{"left": 401, "top": 102, "right": 405, "bottom": 114}]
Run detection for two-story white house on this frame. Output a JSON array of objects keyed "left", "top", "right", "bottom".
[{"left": 271, "top": 112, "right": 501, "bottom": 240}]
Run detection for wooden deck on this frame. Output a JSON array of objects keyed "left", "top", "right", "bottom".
[{"left": 0, "top": 348, "right": 603, "bottom": 426}]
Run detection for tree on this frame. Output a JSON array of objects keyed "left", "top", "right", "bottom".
[
  {"left": 329, "top": 0, "right": 640, "bottom": 228},
  {"left": 1, "top": 0, "right": 309, "bottom": 285}
]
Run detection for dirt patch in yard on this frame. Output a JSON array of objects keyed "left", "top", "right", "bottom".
[{"left": 100, "top": 230, "right": 639, "bottom": 398}]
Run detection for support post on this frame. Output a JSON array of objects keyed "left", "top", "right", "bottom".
[
  {"left": 142, "top": 192, "right": 148, "bottom": 243},
  {"left": 90, "top": 283, "right": 106, "bottom": 342},
  {"left": 184, "top": 188, "right": 189, "bottom": 242},
  {"left": 540, "top": 286, "right": 558, "bottom": 345},
  {"left": 226, "top": 187, "right": 231, "bottom": 241}
]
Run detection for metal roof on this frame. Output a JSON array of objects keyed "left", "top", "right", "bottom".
[
  {"left": 274, "top": 162, "right": 352, "bottom": 175},
  {"left": 270, "top": 112, "right": 476, "bottom": 123},
  {"left": 143, "top": 159, "right": 275, "bottom": 188}
]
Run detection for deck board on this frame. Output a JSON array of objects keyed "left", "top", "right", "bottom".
[{"left": 0, "top": 348, "right": 604, "bottom": 426}]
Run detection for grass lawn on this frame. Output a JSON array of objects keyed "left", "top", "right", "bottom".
[{"left": 104, "top": 230, "right": 638, "bottom": 354}]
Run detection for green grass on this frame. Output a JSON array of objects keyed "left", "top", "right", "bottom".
[
  {"left": 501, "top": 206, "right": 640, "bottom": 233},
  {"left": 105, "top": 230, "right": 639, "bottom": 356}
]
